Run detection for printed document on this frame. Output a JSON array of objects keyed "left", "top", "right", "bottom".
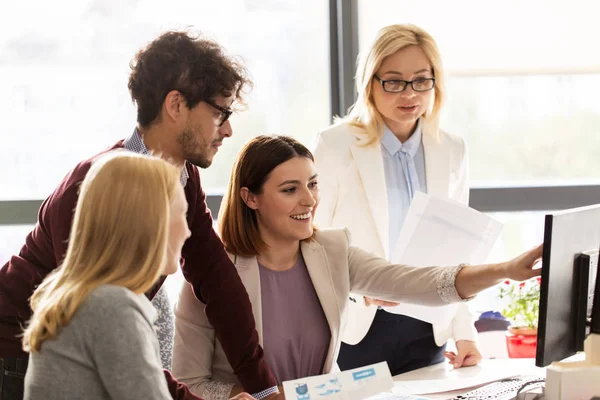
[
  {"left": 282, "top": 362, "right": 393, "bottom": 400},
  {"left": 393, "top": 358, "right": 543, "bottom": 395},
  {"left": 383, "top": 192, "right": 503, "bottom": 326}
]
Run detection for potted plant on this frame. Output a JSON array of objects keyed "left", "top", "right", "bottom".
[{"left": 498, "top": 276, "right": 541, "bottom": 358}]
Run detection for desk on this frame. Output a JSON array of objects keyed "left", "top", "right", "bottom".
[{"left": 392, "top": 358, "right": 544, "bottom": 399}]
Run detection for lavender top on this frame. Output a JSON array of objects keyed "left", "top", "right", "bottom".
[{"left": 258, "top": 254, "right": 331, "bottom": 384}]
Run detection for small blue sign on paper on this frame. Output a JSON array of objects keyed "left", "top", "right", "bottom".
[
  {"left": 315, "top": 377, "right": 342, "bottom": 396},
  {"left": 282, "top": 361, "right": 393, "bottom": 400},
  {"left": 295, "top": 383, "right": 310, "bottom": 400},
  {"left": 352, "top": 367, "right": 376, "bottom": 381}
]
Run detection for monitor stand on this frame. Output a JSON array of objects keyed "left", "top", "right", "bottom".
[
  {"left": 545, "top": 328, "right": 600, "bottom": 399},
  {"left": 574, "top": 251, "right": 598, "bottom": 351}
]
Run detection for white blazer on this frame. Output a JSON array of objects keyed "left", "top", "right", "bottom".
[
  {"left": 172, "top": 228, "right": 468, "bottom": 398},
  {"left": 312, "top": 121, "right": 477, "bottom": 346}
]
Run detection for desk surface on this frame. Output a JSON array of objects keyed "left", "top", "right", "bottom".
[{"left": 392, "top": 358, "right": 544, "bottom": 399}]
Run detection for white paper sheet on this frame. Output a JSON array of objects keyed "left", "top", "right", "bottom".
[
  {"left": 392, "top": 358, "right": 544, "bottom": 395},
  {"left": 383, "top": 192, "right": 503, "bottom": 326},
  {"left": 282, "top": 362, "right": 393, "bottom": 400},
  {"left": 364, "top": 394, "right": 433, "bottom": 400}
]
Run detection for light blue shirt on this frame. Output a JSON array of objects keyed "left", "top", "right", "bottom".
[{"left": 381, "top": 120, "right": 427, "bottom": 257}]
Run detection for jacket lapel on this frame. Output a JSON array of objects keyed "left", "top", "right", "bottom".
[
  {"left": 300, "top": 239, "right": 341, "bottom": 372},
  {"left": 423, "top": 133, "right": 450, "bottom": 199},
  {"left": 349, "top": 139, "right": 390, "bottom": 259},
  {"left": 232, "top": 255, "right": 264, "bottom": 346}
]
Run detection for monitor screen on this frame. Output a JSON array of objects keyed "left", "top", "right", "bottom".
[{"left": 536, "top": 204, "right": 600, "bottom": 367}]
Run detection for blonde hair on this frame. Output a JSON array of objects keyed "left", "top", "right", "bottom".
[
  {"left": 341, "top": 24, "right": 445, "bottom": 145},
  {"left": 22, "top": 151, "right": 181, "bottom": 353}
]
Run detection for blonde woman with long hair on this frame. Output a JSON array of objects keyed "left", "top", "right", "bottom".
[
  {"left": 22, "top": 151, "right": 193, "bottom": 400},
  {"left": 313, "top": 24, "right": 481, "bottom": 375},
  {"left": 2, "top": 30, "right": 275, "bottom": 400}
]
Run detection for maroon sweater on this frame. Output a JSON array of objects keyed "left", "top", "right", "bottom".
[{"left": 0, "top": 141, "right": 277, "bottom": 398}]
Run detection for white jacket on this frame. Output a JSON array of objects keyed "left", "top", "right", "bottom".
[{"left": 312, "top": 121, "right": 477, "bottom": 346}]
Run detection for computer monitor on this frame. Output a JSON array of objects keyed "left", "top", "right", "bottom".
[
  {"left": 591, "top": 248, "right": 600, "bottom": 335},
  {"left": 536, "top": 204, "right": 600, "bottom": 367}
]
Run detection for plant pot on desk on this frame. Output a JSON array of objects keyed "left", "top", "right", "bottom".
[{"left": 506, "top": 327, "right": 538, "bottom": 358}]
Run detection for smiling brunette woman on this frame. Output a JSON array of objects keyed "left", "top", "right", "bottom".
[{"left": 172, "top": 135, "right": 542, "bottom": 400}]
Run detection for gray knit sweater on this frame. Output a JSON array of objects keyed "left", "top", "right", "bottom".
[{"left": 24, "top": 284, "right": 172, "bottom": 400}]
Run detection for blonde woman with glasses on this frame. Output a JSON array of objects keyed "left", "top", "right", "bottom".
[
  {"left": 313, "top": 24, "right": 481, "bottom": 375},
  {"left": 21, "top": 152, "right": 252, "bottom": 400}
]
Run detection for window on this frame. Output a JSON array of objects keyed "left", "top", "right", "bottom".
[
  {"left": 443, "top": 75, "right": 600, "bottom": 183},
  {"left": 0, "top": 0, "right": 331, "bottom": 200},
  {"left": 357, "top": 0, "right": 599, "bottom": 311},
  {"left": 1, "top": 0, "right": 331, "bottom": 306},
  {"left": 358, "top": 0, "right": 600, "bottom": 185},
  {"left": 0, "top": 226, "right": 35, "bottom": 266}
]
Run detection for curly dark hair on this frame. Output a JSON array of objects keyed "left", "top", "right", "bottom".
[{"left": 128, "top": 30, "right": 252, "bottom": 127}]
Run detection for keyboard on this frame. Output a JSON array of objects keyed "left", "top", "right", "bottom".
[{"left": 446, "top": 376, "right": 544, "bottom": 400}]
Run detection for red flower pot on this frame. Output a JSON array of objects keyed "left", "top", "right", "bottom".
[{"left": 506, "top": 327, "right": 537, "bottom": 358}]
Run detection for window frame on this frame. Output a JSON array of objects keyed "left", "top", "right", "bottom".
[{"left": 2, "top": 0, "right": 599, "bottom": 226}]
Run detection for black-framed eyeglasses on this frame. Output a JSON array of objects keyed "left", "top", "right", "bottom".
[
  {"left": 203, "top": 99, "right": 233, "bottom": 127},
  {"left": 373, "top": 76, "right": 436, "bottom": 93}
]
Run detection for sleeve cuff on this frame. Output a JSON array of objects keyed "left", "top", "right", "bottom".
[
  {"left": 453, "top": 321, "right": 478, "bottom": 342},
  {"left": 202, "top": 381, "right": 236, "bottom": 400},
  {"left": 252, "top": 386, "right": 280, "bottom": 399},
  {"left": 451, "top": 302, "right": 478, "bottom": 342},
  {"left": 437, "top": 264, "right": 475, "bottom": 303}
]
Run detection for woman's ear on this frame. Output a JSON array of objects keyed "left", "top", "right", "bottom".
[{"left": 240, "top": 187, "right": 259, "bottom": 210}]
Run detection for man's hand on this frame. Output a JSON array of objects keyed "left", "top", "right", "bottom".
[
  {"left": 364, "top": 297, "right": 400, "bottom": 307},
  {"left": 230, "top": 393, "right": 257, "bottom": 400},
  {"left": 444, "top": 340, "right": 482, "bottom": 368}
]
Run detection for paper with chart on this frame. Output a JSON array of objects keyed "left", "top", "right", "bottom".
[
  {"left": 383, "top": 192, "right": 503, "bottom": 326},
  {"left": 282, "top": 362, "right": 393, "bottom": 400}
]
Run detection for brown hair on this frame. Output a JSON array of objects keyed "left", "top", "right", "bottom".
[
  {"left": 128, "top": 30, "right": 252, "bottom": 127},
  {"left": 219, "top": 135, "right": 315, "bottom": 257}
]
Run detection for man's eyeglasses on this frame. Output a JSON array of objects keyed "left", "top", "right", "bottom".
[
  {"left": 373, "top": 76, "right": 436, "bottom": 93},
  {"left": 203, "top": 99, "right": 233, "bottom": 127}
]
